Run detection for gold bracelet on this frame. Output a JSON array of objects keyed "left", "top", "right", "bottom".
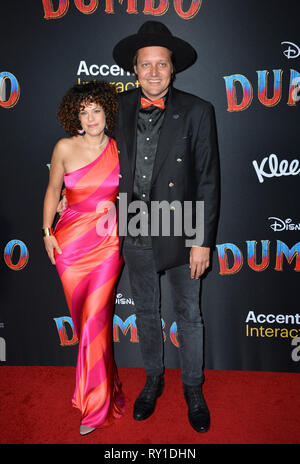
[{"left": 42, "top": 227, "right": 53, "bottom": 237}]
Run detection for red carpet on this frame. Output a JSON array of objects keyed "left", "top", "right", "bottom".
[{"left": 0, "top": 367, "right": 299, "bottom": 445}]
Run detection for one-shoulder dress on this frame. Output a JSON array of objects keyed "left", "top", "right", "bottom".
[{"left": 54, "top": 138, "right": 125, "bottom": 428}]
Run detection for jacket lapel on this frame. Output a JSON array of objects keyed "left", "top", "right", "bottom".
[
  {"left": 151, "top": 86, "right": 181, "bottom": 186},
  {"left": 123, "top": 87, "right": 140, "bottom": 176}
]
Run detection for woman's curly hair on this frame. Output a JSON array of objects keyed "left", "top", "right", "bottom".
[{"left": 57, "top": 81, "right": 119, "bottom": 136}]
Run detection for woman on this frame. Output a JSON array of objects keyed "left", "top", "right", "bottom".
[{"left": 43, "top": 81, "right": 125, "bottom": 436}]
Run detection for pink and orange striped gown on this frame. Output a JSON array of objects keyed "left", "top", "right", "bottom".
[{"left": 54, "top": 138, "right": 125, "bottom": 428}]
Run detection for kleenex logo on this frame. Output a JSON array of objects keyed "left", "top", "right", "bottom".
[{"left": 252, "top": 154, "right": 300, "bottom": 183}]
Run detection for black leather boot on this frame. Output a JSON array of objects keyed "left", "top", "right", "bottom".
[
  {"left": 183, "top": 384, "right": 210, "bottom": 433},
  {"left": 133, "top": 374, "right": 164, "bottom": 421}
]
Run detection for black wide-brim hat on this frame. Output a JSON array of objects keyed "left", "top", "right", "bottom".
[{"left": 113, "top": 21, "right": 197, "bottom": 73}]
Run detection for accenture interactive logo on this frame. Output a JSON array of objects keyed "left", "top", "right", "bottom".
[
  {"left": 76, "top": 60, "right": 139, "bottom": 92},
  {"left": 245, "top": 310, "right": 300, "bottom": 362}
]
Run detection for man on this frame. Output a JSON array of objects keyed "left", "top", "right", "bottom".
[{"left": 113, "top": 21, "right": 220, "bottom": 433}]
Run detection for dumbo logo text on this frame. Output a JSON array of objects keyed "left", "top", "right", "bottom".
[{"left": 42, "top": 0, "right": 202, "bottom": 20}]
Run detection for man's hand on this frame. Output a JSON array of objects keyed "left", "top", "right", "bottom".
[
  {"left": 43, "top": 236, "right": 62, "bottom": 264},
  {"left": 189, "top": 246, "right": 210, "bottom": 279},
  {"left": 57, "top": 195, "right": 67, "bottom": 214}
]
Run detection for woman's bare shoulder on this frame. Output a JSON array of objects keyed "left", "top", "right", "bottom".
[
  {"left": 53, "top": 136, "right": 81, "bottom": 159},
  {"left": 54, "top": 136, "right": 79, "bottom": 151}
]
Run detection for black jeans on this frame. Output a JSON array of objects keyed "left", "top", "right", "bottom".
[{"left": 123, "top": 240, "right": 204, "bottom": 386}]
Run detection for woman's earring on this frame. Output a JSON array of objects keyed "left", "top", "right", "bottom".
[{"left": 78, "top": 128, "right": 85, "bottom": 135}]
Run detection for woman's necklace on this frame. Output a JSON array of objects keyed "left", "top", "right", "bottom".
[{"left": 82, "top": 135, "right": 108, "bottom": 149}]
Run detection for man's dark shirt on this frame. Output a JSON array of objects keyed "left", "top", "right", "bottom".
[{"left": 126, "top": 94, "right": 167, "bottom": 248}]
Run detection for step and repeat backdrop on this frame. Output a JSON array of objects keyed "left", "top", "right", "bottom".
[{"left": 1, "top": 0, "right": 299, "bottom": 373}]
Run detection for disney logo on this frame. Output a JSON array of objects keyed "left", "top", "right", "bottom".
[
  {"left": 252, "top": 154, "right": 300, "bottom": 183},
  {"left": 268, "top": 217, "right": 300, "bottom": 232},
  {"left": 115, "top": 293, "right": 135, "bottom": 305},
  {"left": 281, "top": 41, "right": 300, "bottom": 59}
]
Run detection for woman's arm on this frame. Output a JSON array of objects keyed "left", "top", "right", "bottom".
[{"left": 42, "top": 140, "right": 66, "bottom": 264}]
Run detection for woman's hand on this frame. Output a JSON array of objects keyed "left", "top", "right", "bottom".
[
  {"left": 43, "top": 235, "right": 62, "bottom": 264},
  {"left": 57, "top": 195, "right": 68, "bottom": 214}
]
